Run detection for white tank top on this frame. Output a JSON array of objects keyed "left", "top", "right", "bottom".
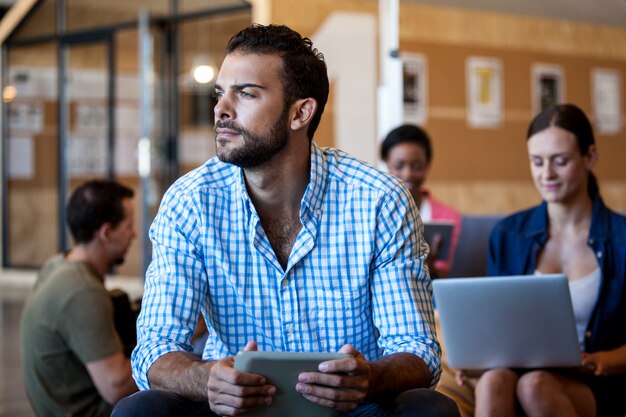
[
  {"left": 568, "top": 268, "right": 601, "bottom": 350},
  {"left": 535, "top": 268, "right": 601, "bottom": 350}
]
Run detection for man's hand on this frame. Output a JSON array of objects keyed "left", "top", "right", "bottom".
[
  {"left": 295, "top": 344, "right": 370, "bottom": 412},
  {"left": 207, "top": 341, "right": 277, "bottom": 416}
]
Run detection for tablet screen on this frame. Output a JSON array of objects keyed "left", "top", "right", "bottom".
[
  {"left": 234, "top": 351, "right": 349, "bottom": 417},
  {"left": 423, "top": 221, "right": 454, "bottom": 260}
]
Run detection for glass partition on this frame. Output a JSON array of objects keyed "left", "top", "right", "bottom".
[
  {"left": 4, "top": 42, "right": 59, "bottom": 267},
  {"left": 181, "top": 0, "right": 250, "bottom": 14},
  {"left": 67, "top": 0, "right": 169, "bottom": 32},
  {"left": 178, "top": 11, "right": 250, "bottom": 174},
  {"left": 2, "top": 1, "right": 251, "bottom": 275}
]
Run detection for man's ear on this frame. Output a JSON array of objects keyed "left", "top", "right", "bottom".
[
  {"left": 289, "top": 98, "right": 317, "bottom": 132},
  {"left": 97, "top": 223, "right": 112, "bottom": 243}
]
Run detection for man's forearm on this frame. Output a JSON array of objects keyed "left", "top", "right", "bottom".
[
  {"left": 147, "top": 351, "right": 215, "bottom": 401},
  {"left": 368, "top": 352, "right": 433, "bottom": 398}
]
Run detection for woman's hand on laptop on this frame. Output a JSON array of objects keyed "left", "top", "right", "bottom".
[
  {"left": 581, "top": 346, "right": 626, "bottom": 376},
  {"left": 454, "top": 369, "right": 465, "bottom": 386},
  {"left": 454, "top": 369, "right": 483, "bottom": 385}
]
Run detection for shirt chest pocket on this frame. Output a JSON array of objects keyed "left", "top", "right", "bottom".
[{"left": 314, "top": 288, "right": 369, "bottom": 347}]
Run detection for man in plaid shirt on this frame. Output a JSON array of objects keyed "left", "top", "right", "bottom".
[{"left": 114, "top": 24, "right": 459, "bottom": 417}]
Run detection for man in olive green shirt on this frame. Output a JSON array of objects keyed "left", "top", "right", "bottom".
[{"left": 20, "top": 180, "right": 138, "bottom": 417}]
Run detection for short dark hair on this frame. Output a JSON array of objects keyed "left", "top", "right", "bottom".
[
  {"left": 380, "top": 124, "right": 433, "bottom": 162},
  {"left": 527, "top": 103, "right": 599, "bottom": 198},
  {"left": 226, "top": 24, "right": 329, "bottom": 141},
  {"left": 67, "top": 180, "right": 134, "bottom": 244}
]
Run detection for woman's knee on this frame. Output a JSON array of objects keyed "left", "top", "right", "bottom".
[
  {"left": 516, "top": 371, "right": 555, "bottom": 403},
  {"left": 517, "top": 371, "right": 596, "bottom": 416},
  {"left": 476, "top": 369, "right": 518, "bottom": 395}
]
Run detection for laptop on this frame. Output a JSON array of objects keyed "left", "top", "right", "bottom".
[{"left": 433, "top": 274, "right": 582, "bottom": 370}]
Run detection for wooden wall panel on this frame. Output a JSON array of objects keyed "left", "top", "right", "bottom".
[
  {"left": 404, "top": 40, "right": 626, "bottom": 186},
  {"left": 261, "top": 0, "right": 626, "bottom": 213}
]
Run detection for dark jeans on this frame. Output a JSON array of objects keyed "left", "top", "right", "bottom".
[{"left": 112, "top": 388, "right": 461, "bottom": 417}]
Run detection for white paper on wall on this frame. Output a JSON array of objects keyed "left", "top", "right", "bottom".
[
  {"left": 531, "top": 64, "right": 565, "bottom": 117},
  {"left": 466, "top": 57, "right": 503, "bottom": 128},
  {"left": 402, "top": 53, "right": 428, "bottom": 126},
  {"left": 592, "top": 69, "right": 622, "bottom": 135},
  {"left": 8, "top": 137, "right": 34, "bottom": 179}
]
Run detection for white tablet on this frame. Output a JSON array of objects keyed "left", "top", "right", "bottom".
[{"left": 233, "top": 351, "right": 350, "bottom": 417}]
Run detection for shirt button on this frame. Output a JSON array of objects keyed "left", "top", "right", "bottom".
[
  {"left": 585, "top": 330, "right": 592, "bottom": 338},
  {"left": 588, "top": 239, "right": 594, "bottom": 244},
  {"left": 281, "top": 278, "right": 290, "bottom": 287},
  {"left": 596, "top": 251, "right": 603, "bottom": 258},
  {"left": 286, "top": 324, "right": 294, "bottom": 334}
]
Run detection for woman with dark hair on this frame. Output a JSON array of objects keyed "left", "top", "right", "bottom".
[
  {"left": 462, "top": 104, "right": 626, "bottom": 417},
  {"left": 381, "top": 124, "right": 462, "bottom": 277}
]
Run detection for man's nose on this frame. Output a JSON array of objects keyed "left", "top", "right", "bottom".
[{"left": 214, "top": 95, "right": 233, "bottom": 122}]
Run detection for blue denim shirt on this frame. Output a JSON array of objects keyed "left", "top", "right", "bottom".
[{"left": 487, "top": 196, "right": 626, "bottom": 354}]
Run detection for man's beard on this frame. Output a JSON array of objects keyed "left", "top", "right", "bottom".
[{"left": 215, "top": 108, "right": 290, "bottom": 169}]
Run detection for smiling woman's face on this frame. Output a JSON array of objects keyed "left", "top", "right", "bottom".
[
  {"left": 385, "top": 142, "right": 430, "bottom": 200},
  {"left": 527, "top": 126, "right": 596, "bottom": 205}
]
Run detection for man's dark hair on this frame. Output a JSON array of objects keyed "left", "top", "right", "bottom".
[
  {"left": 226, "top": 24, "right": 329, "bottom": 141},
  {"left": 67, "top": 180, "right": 134, "bottom": 244},
  {"left": 380, "top": 124, "right": 433, "bottom": 163}
]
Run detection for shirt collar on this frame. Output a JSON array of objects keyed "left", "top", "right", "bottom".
[
  {"left": 589, "top": 194, "right": 610, "bottom": 241},
  {"left": 300, "top": 143, "right": 327, "bottom": 218},
  {"left": 532, "top": 195, "right": 609, "bottom": 242},
  {"left": 232, "top": 143, "right": 327, "bottom": 219},
  {"left": 522, "top": 201, "right": 550, "bottom": 246}
]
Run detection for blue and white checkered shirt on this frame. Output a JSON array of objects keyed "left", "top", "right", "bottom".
[{"left": 132, "top": 143, "right": 441, "bottom": 390}]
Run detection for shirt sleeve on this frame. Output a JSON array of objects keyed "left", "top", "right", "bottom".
[
  {"left": 131, "top": 185, "right": 207, "bottom": 390},
  {"left": 62, "top": 288, "right": 123, "bottom": 363},
  {"left": 370, "top": 184, "right": 442, "bottom": 388}
]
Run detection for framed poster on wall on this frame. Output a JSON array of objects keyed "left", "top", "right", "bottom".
[
  {"left": 402, "top": 53, "right": 427, "bottom": 126},
  {"left": 532, "top": 64, "right": 565, "bottom": 116},
  {"left": 591, "top": 68, "right": 622, "bottom": 134},
  {"left": 466, "top": 57, "right": 503, "bottom": 128}
]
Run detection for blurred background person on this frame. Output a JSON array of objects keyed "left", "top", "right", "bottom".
[
  {"left": 20, "top": 179, "right": 139, "bottom": 417},
  {"left": 381, "top": 124, "right": 461, "bottom": 278}
]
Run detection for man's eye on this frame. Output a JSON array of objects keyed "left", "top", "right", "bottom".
[{"left": 213, "top": 91, "right": 223, "bottom": 100}]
